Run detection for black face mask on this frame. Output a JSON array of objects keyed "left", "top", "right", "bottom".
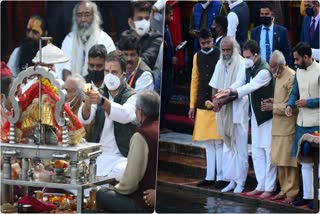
[
  {"left": 260, "top": 16, "right": 272, "bottom": 26},
  {"left": 87, "top": 69, "right": 105, "bottom": 83}
]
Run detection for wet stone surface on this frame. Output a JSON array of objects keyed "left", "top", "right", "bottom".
[{"left": 156, "top": 185, "right": 278, "bottom": 213}]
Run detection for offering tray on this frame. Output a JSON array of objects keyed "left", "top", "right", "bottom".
[
  {"left": 1, "top": 176, "right": 115, "bottom": 213},
  {"left": 0, "top": 142, "right": 102, "bottom": 162}
]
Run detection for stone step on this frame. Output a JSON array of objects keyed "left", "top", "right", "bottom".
[
  {"left": 160, "top": 132, "right": 252, "bottom": 157},
  {"left": 158, "top": 152, "right": 206, "bottom": 179},
  {"left": 160, "top": 132, "right": 205, "bottom": 158}
]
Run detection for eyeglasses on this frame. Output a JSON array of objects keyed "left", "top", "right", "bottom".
[{"left": 76, "top": 12, "right": 93, "bottom": 19}]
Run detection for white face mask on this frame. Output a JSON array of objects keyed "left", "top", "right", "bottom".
[
  {"left": 134, "top": 19, "right": 150, "bottom": 36},
  {"left": 104, "top": 73, "right": 121, "bottom": 91},
  {"left": 244, "top": 58, "right": 254, "bottom": 69},
  {"left": 200, "top": 48, "right": 214, "bottom": 55}
]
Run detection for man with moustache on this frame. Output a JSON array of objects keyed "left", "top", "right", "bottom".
[
  {"left": 78, "top": 50, "right": 137, "bottom": 181},
  {"left": 215, "top": 40, "right": 276, "bottom": 198},
  {"left": 83, "top": 44, "right": 110, "bottom": 143},
  {"left": 286, "top": 42, "right": 320, "bottom": 208},
  {"left": 55, "top": 1, "right": 116, "bottom": 80},
  {"left": 8, "top": 14, "right": 47, "bottom": 76},
  {"left": 118, "top": 35, "right": 154, "bottom": 91},
  {"left": 188, "top": 28, "right": 225, "bottom": 188},
  {"left": 122, "top": 1, "right": 162, "bottom": 70},
  {"left": 208, "top": 36, "right": 249, "bottom": 193}
]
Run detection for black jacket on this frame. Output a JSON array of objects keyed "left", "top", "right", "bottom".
[{"left": 121, "top": 28, "right": 163, "bottom": 70}]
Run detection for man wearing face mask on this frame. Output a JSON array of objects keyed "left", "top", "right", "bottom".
[
  {"left": 118, "top": 35, "right": 154, "bottom": 92},
  {"left": 189, "top": 0, "right": 221, "bottom": 53},
  {"left": 188, "top": 28, "right": 225, "bottom": 188},
  {"left": 55, "top": 1, "right": 116, "bottom": 80},
  {"left": 96, "top": 90, "right": 159, "bottom": 213},
  {"left": 260, "top": 50, "right": 299, "bottom": 203},
  {"left": 78, "top": 50, "right": 137, "bottom": 181},
  {"left": 215, "top": 40, "right": 276, "bottom": 198},
  {"left": 301, "top": 0, "right": 319, "bottom": 49},
  {"left": 251, "top": 2, "right": 292, "bottom": 67},
  {"left": 63, "top": 74, "right": 86, "bottom": 116},
  {"left": 226, "top": 0, "right": 250, "bottom": 50},
  {"left": 285, "top": 42, "right": 320, "bottom": 208},
  {"left": 121, "top": 1, "right": 162, "bottom": 70},
  {"left": 211, "top": 15, "right": 228, "bottom": 47},
  {"left": 85, "top": 44, "right": 107, "bottom": 90}
]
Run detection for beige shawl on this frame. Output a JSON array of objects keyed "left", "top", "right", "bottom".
[{"left": 216, "top": 54, "right": 241, "bottom": 150}]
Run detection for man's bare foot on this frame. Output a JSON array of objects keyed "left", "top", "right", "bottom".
[
  {"left": 260, "top": 191, "right": 273, "bottom": 198},
  {"left": 247, "top": 189, "right": 263, "bottom": 195},
  {"left": 284, "top": 197, "right": 295, "bottom": 204},
  {"left": 271, "top": 193, "right": 285, "bottom": 200}
]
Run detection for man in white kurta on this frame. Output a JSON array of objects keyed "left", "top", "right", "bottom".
[
  {"left": 216, "top": 40, "right": 277, "bottom": 198},
  {"left": 78, "top": 94, "right": 136, "bottom": 180},
  {"left": 55, "top": 1, "right": 116, "bottom": 79},
  {"left": 209, "top": 37, "right": 249, "bottom": 193},
  {"left": 78, "top": 51, "right": 137, "bottom": 181}
]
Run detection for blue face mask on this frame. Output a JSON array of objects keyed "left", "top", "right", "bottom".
[{"left": 306, "top": 7, "right": 315, "bottom": 17}]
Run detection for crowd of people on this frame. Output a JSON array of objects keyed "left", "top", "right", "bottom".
[
  {"left": 2, "top": 1, "right": 162, "bottom": 212},
  {"left": 1, "top": 0, "right": 320, "bottom": 212},
  {"left": 186, "top": 0, "right": 319, "bottom": 210}
]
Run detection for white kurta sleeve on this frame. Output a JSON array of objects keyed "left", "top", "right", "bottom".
[
  {"left": 100, "top": 32, "right": 116, "bottom": 54},
  {"left": 108, "top": 95, "right": 137, "bottom": 124},
  {"left": 227, "top": 12, "right": 239, "bottom": 38},
  {"left": 7, "top": 47, "right": 20, "bottom": 76},
  {"left": 55, "top": 33, "right": 73, "bottom": 79},
  {"left": 236, "top": 69, "right": 272, "bottom": 98},
  {"left": 134, "top": 71, "right": 154, "bottom": 92},
  {"left": 77, "top": 103, "right": 98, "bottom": 124}
]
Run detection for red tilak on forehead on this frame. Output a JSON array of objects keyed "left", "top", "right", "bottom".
[{"left": 27, "top": 18, "right": 43, "bottom": 35}]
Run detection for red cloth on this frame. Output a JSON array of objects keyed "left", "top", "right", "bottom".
[
  {"left": 1, "top": 61, "right": 13, "bottom": 78},
  {"left": 17, "top": 195, "right": 56, "bottom": 213},
  {"left": 168, "top": 1, "right": 185, "bottom": 68}
]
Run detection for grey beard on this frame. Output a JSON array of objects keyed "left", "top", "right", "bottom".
[{"left": 74, "top": 23, "right": 99, "bottom": 43}]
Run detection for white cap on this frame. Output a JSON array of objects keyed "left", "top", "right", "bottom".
[{"left": 32, "top": 43, "right": 68, "bottom": 64}]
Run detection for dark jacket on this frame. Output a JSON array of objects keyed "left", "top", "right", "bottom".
[
  {"left": 245, "top": 58, "right": 274, "bottom": 126},
  {"left": 131, "top": 118, "right": 159, "bottom": 212},
  {"left": 251, "top": 24, "right": 293, "bottom": 67},
  {"left": 90, "top": 83, "right": 137, "bottom": 157},
  {"left": 195, "top": 49, "right": 220, "bottom": 109},
  {"left": 121, "top": 29, "right": 163, "bottom": 70},
  {"left": 230, "top": 1, "right": 250, "bottom": 50},
  {"left": 300, "top": 15, "right": 320, "bottom": 49},
  {"left": 128, "top": 60, "right": 154, "bottom": 89}
]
